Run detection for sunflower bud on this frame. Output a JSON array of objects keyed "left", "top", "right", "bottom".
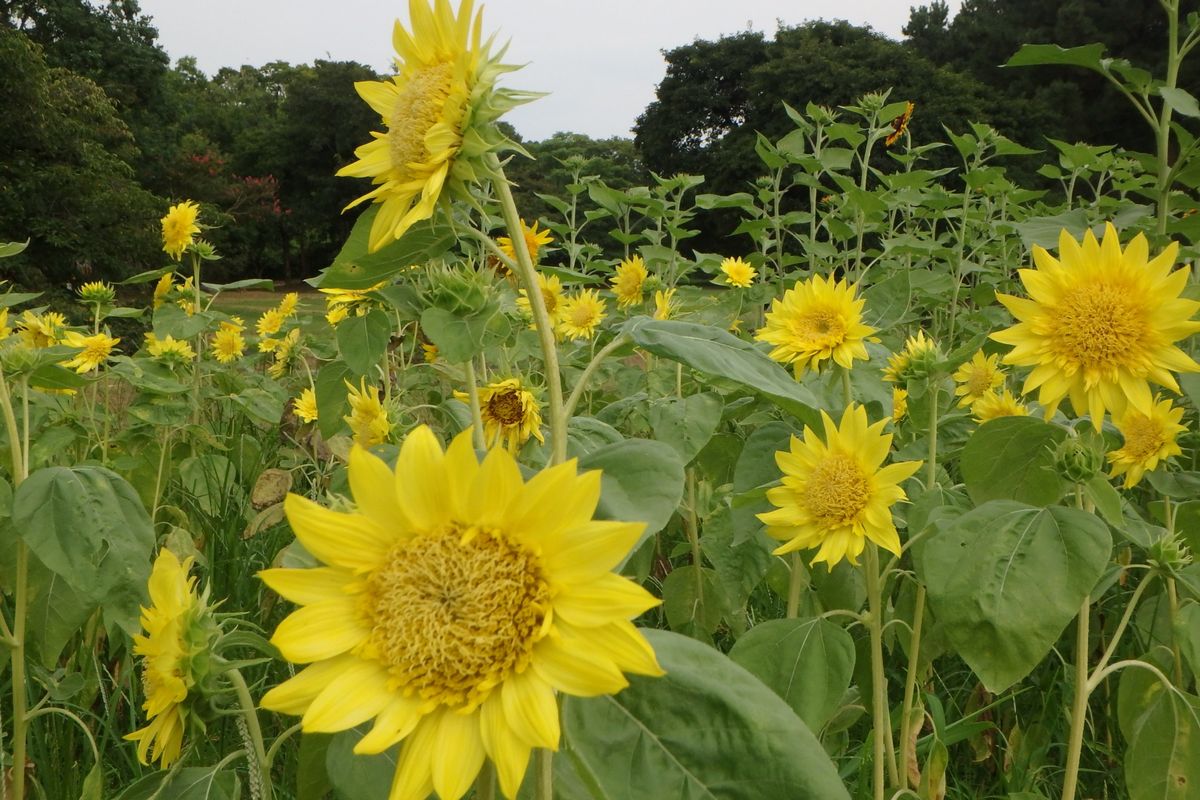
[
  {"left": 1053, "top": 435, "right": 1105, "bottom": 484},
  {"left": 420, "top": 263, "right": 498, "bottom": 317},
  {"left": 78, "top": 281, "right": 116, "bottom": 306},
  {"left": 1148, "top": 533, "right": 1192, "bottom": 574}
]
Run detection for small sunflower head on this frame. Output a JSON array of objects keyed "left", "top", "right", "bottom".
[
  {"left": 78, "top": 281, "right": 116, "bottom": 306},
  {"left": 718, "top": 257, "right": 757, "bottom": 289},
  {"left": 884, "top": 330, "right": 942, "bottom": 385}
]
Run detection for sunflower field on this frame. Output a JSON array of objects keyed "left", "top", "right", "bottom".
[{"left": 4, "top": 1, "right": 1200, "bottom": 799}]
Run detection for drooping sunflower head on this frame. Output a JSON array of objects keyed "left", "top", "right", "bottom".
[
  {"left": 344, "top": 377, "right": 392, "bottom": 447},
  {"left": 78, "top": 280, "right": 116, "bottom": 306},
  {"left": 952, "top": 350, "right": 1006, "bottom": 407},
  {"left": 268, "top": 328, "right": 303, "bottom": 379},
  {"left": 322, "top": 281, "right": 388, "bottom": 327},
  {"left": 892, "top": 387, "right": 908, "bottom": 425},
  {"left": 558, "top": 289, "right": 607, "bottom": 341},
  {"left": 1107, "top": 395, "right": 1186, "bottom": 489},
  {"left": 294, "top": 387, "right": 319, "bottom": 424},
  {"left": 498, "top": 219, "right": 553, "bottom": 264},
  {"left": 758, "top": 403, "right": 922, "bottom": 568},
  {"left": 152, "top": 273, "right": 174, "bottom": 309},
  {"left": 456, "top": 377, "right": 544, "bottom": 452},
  {"left": 17, "top": 310, "right": 67, "bottom": 349},
  {"left": 161, "top": 200, "right": 201, "bottom": 260},
  {"left": 124, "top": 549, "right": 219, "bottom": 768},
  {"left": 992, "top": 223, "right": 1200, "bottom": 430},
  {"left": 61, "top": 331, "right": 120, "bottom": 373},
  {"left": 611, "top": 255, "right": 648, "bottom": 308},
  {"left": 883, "top": 330, "right": 941, "bottom": 384},
  {"left": 755, "top": 274, "right": 877, "bottom": 378},
  {"left": 653, "top": 287, "right": 677, "bottom": 321},
  {"left": 719, "top": 256, "right": 757, "bottom": 289},
  {"left": 260, "top": 426, "right": 662, "bottom": 799},
  {"left": 971, "top": 388, "right": 1028, "bottom": 424},
  {"left": 337, "top": 0, "right": 531, "bottom": 252},
  {"left": 885, "top": 101, "right": 914, "bottom": 147}
]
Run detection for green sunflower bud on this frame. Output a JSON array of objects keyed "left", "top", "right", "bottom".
[
  {"left": 1054, "top": 435, "right": 1105, "bottom": 484},
  {"left": 1148, "top": 532, "right": 1192, "bottom": 574}
]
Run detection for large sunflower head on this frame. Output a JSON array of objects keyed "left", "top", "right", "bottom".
[
  {"left": 454, "top": 376, "right": 544, "bottom": 452},
  {"left": 260, "top": 427, "right": 663, "bottom": 799},
  {"left": 992, "top": 223, "right": 1200, "bottom": 430},
  {"left": 758, "top": 403, "right": 922, "bottom": 568},
  {"left": 337, "top": 0, "right": 531, "bottom": 252},
  {"left": 1107, "top": 395, "right": 1186, "bottom": 488},
  {"left": 558, "top": 289, "right": 607, "bottom": 341},
  {"left": 210, "top": 325, "right": 245, "bottom": 364},
  {"left": 611, "top": 255, "right": 648, "bottom": 308},
  {"left": 124, "top": 550, "right": 219, "bottom": 768},
  {"left": 952, "top": 350, "right": 1006, "bottom": 407},
  {"left": 61, "top": 331, "right": 120, "bottom": 373},
  {"left": 755, "top": 274, "right": 877, "bottom": 378},
  {"left": 161, "top": 200, "right": 200, "bottom": 260}
]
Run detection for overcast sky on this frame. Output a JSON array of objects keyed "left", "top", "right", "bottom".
[{"left": 138, "top": 1, "right": 962, "bottom": 141}]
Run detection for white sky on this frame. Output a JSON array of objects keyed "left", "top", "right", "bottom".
[{"left": 139, "top": 0, "right": 962, "bottom": 141}]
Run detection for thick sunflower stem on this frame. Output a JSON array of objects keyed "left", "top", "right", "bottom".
[
  {"left": 0, "top": 372, "right": 29, "bottom": 800},
  {"left": 229, "top": 668, "right": 273, "bottom": 800},
  {"left": 786, "top": 552, "right": 804, "bottom": 619},
  {"left": 1156, "top": 0, "right": 1181, "bottom": 237},
  {"left": 926, "top": 384, "right": 939, "bottom": 489},
  {"left": 1167, "top": 577, "right": 1185, "bottom": 687},
  {"left": 1060, "top": 599, "right": 1090, "bottom": 800},
  {"left": 464, "top": 360, "right": 487, "bottom": 451},
  {"left": 898, "top": 584, "right": 926, "bottom": 790},
  {"left": 535, "top": 748, "right": 553, "bottom": 800},
  {"left": 864, "top": 544, "right": 897, "bottom": 800},
  {"left": 840, "top": 365, "right": 854, "bottom": 410},
  {"left": 489, "top": 156, "right": 566, "bottom": 466}
]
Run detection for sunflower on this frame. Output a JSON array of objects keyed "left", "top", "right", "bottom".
[
  {"left": 17, "top": 310, "right": 67, "bottom": 348},
  {"left": 1107, "top": 396, "right": 1186, "bottom": 488},
  {"left": 992, "top": 224, "right": 1200, "bottom": 430},
  {"left": 78, "top": 281, "right": 115, "bottom": 306},
  {"left": 344, "top": 378, "right": 391, "bottom": 447},
  {"left": 971, "top": 389, "right": 1028, "bottom": 423},
  {"left": 885, "top": 101, "right": 914, "bottom": 147},
  {"left": 558, "top": 289, "right": 606, "bottom": 340},
  {"left": 211, "top": 319, "right": 246, "bottom": 364},
  {"left": 422, "top": 342, "right": 439, "bottom": 363},
  {"left": 336, "top": 0, "right": 525, "bottom": 252},
  {"left": 294, "top": 388, "right": 319, "bottom": 424},
  {"left": 322, "top": 281, "right": 388, "bottom": 327},
  {"left": 257, "top": 308, "right": 285, "bottom": 339},
  {"left": 892, "top": 387, "right": 908, "bottom": 425},
  {"left": 952, "top": 350, "right": 1006, "bottom": 408},
  {"left": 279, "top": 292, "right": 300, "bottom": 317},
  {"left": 268, "top": 328, "right": 302, "bottom": 379},
  {"left": 516, "top": 273, "right": 566, "bottom": 329},
  {"left": 611, "top": 255, "right": 648, "bottom": 308},
  {"left": 61, "top": 331, "right": 120, "bottom": 373},
  {"left": 146, "top": 334, "right": 195, "bottom": 366},
  {"left": 498, "top": 219, "right": 553, "bottom": 264},
  {"left": 162, "top": 201, "right": 201, "bottom": 260},
  {"left": 152, "top": 273, "right": 174, "bottom": 309},
  {"left": 260, "top": 427, "right": 663, "bottom": 800},
  {"left": 653, "top": 288, "right": 677, "bottom": 321},
  {"left": 755, "top": 275, "right": 877, "bottom": 378},
  {"left": 0, "top": 308, "right": 9, "bottom": 340},
  {"left": 758, "top": 404, "right": 922, "bottom": 568},
  {"left": 883, "top": 330, "right": 941, "bottom": 384},
  {"left": 455, "top": 377, "right": 544, "bottom": 452},
  {"left": 719, "top": 257, "right": 757, "bottom": 288},
  {"left": 125, "top": 550, "right": 216, "bottom": 767}
]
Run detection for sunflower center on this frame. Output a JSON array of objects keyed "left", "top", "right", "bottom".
[
  {"left": 1120, "top": 414, "right": 1166, "bottom": 462},
  {"left": 792, "top": 307, "right": 847, "bottom": 347},
  {"left": 388, "top": 61, "right": 455, "bottom": 175},
  {"left": 487, "top": 390, "right": 525, "bottom": 426},
  {"left": 965, "top": 367, "right": 995, "bottom": 398},
  {"left": 569, "top": 303, "right": 595, "bottom": 328},
  {"left": 540, "top": 288, "right": 558, "bottom": 315},
  {"left": 803, "top": 452, "right": 871, "bottom": 527},
  {"left": 1053, "top": 283, "right": 1146, "bottom": 369},
  {"left": 364, "top": 525, "right": 550, "bottom": 709}
]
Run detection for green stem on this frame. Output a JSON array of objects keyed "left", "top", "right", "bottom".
[
  {"left": 0, "top": 372, "right": 29, "bottom": 800},
  {"left": 926, "top": 383, "right": 939, "bottom": 488},
  {"left": 464, "top": 359, "right": 487, "bottom": 451},
  {"left": 474, "top": 761, "right": 497, "bottom": 800},
  {"left": 535, "top": 748, "right": 553, "bottom": 800},
  {"left": 897, "top": 584, "right": 926, "bottom": 791},
  {"left": 685, "top": 469, "right": 704, "bottom": 618},
  {"left": 190, "top": 251, "right": 203, "bottom": 427},
  {"left": 1088, "top": 574, "right": 1152, "bottom": 692},
  {"left": 1167, "top": 577, "right": 1185, "bottom": 686},
  {"left": 488, "top": 155, "right": 566, "bottom": 465},
  {"left": 786, "top": 553, "right": 805, "bottom": 619},
  {"left": 563, "top": 334, "right": 630, "bottom": 420},
  {"left": 1156, "top": 0, "right": 1181, "bottom": 236},
  {"left": 841, "top": 365, "right": 854, "bottom": 409},
  {"left": 229, "top": 668, "right": 272, "bottom": 799},
  {"left": 1060, "top": 599, "right": 1090, "bottom": 800},
  {"left": 865, "top": 543, "right": 898, "bottom": 799}
]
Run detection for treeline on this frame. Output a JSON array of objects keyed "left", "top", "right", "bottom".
[{"left": 0, "top": 0, "right": 1187, "bottom": 288}]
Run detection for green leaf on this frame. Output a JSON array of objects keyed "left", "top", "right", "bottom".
[
  {"left": 202, "top": 278, "right": 274, "bottom": 293},
  {"left": 700, "top": 507, "right": 772, "bottom": 616},
  {"left": 0, "top": 291, "right": 42, "bottom": 308},
  {"left": 1011, "top": 209, "right": 1091, "bottom": 250},
  {"left": 649, "top": 392, "right": 723, "bottom": 464},
  {"left": 317, "top": 208, "right": 454, "bottom": 290},
  {"left": 114, "top": 767, "right": 241, "bottom": 799},
  {"left": 1005, "top": 43, "right": 1108, "bottom": 74},
  {"left": 297, "top": 733, "right": 334, "bottom": 800},
  {"left": 315, "top": 362, "right": 353, "bottom": 440},
  {"left": 0, "top": 239, "right": 30, "bottom": 258},
  {"left": 624, "top": 318, "right": 820, "bottom": 427},
  {"left": 119, "top": 266, "right": 173, "bottom": 285},
  {"left": 1160, "top": 87, "right": 1200, "bottom": 119},
  {"left": 922, "top": 501, "right": 1112, "bottom": 692},
  {"left": 420, "top": 305, "right": 499, "bottom": 364},
  {"left": 179, "top": 455, "right": 244, "bottom": 518},
  {"left": 13, "top": 466, "right": 154, "bottom": 636},
  {"left": 729, "top": 617, "right": 855, "bottom": 732},
  {"left": 27, "top": 564, "right": 92, "bottom": 668},
  {"left": 153, "top": 303, "right": 209, "bottom": 340},
  {"left": 561, "top": 629, "right": 849, "bottom": 800},
  {"left": 579, "top": 438, "right": 685, "bottom": 550},
  {"left": 566, "top": 416, "right": 624, "bottom": 457},
  {"left": 326, "top": 726, "right": 397, "bottom": 800},
  {"left": 662, "top": 565, "right": 725, "bottom": 637},
  {"left": 337, "top": 309, "right": 393, "bottom": 376},
  {"left": 960, "top": 417, "right": 1067, "bottom": 507},
  {"left": 230, "top": 387, "right": 286, "bottom": 427},
  {"left": 1122, "top": 677, "right": 1200, "bottom": 800}
]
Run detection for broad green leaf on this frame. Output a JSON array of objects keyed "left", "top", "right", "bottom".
[
  {"left": 649, "top": 392, "right": 723, "bottom": 464},
  {"left": 0, "top": 239, "right": 30, "bottom": 258},
  {"left": 315, "top": 362, "right": 353, "bottom": 439},
  {"left": 114, "top": 767, "right": 241, "bottom": 799},
  {"left": 179, "top": 455, "right": 243, "bottom": 518},
  {"left": 27, "top": 564, "right": 91, "bottom": 668},
  {"left": 153, "top": 303, "right": 210, "bottom": 340},
  {"left": 0, "top": 291, "right": 42, "bottom": 308},
  {"left": 326, "top": 726, "right": 397, "bottom": 800},
  {"left": 731, "top": 422, "right": 793, "bottom": 544},
  {"left": 1161, "top": 86, "right": 1200, "bottom": 119},
  {"left": 201, "top": 277, "right": 274, "bottom": 293},
  {"left": 420, "top": 305, "right": 501, "bottom": 364},
  {"left": 624, "top": 318, "right": 820, "bottom": 428},
  {"left": 230, "top": 387, "right": 286, "bottom": 427},
  {"left": 566, "top": 416, "right": 624, "bottom": 457},
  {"left": 337, "top": 309, "right": 393, "bottom": 376},
  {"left": 960, "top": 417, "right": 1067, "bottom": 506},
  {"left": 729, "top": 617, "right": 855, "bottom": 732},
  {"left": 1121, "top": 672, "right": 1200, "bottom": 800},
  {"left": 579, "top": 438, "right": 685, "bottom": 548},
  {"left": 662, "top": 565, "right": 725, "bottom": 637},
  {"left": 13, "top": 466, "right": 154, "bottom": 636},
  {"left": 700, "top": 507, "right": 772, "bottom": 616},
  {"left": 922, "top": 500, "right": 1112, "bottom": 692},
  {"left": 1011, "top": 209, "right": 1091, "bottom": 250},
  {"left": 119, "top": 266, "right": 173, "bottom": 285},
  {"left": 317, "top": 208, "right": 454, "bottom": 289},
  {"left": 297, "top": 733, "right": 334, "bottom": 800},
  {"left": 1005, "top": 43, "right": 1108, "bottom": 73},
  {"left": 562, "top": 629, "right": 849, "bottom": 800}
]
